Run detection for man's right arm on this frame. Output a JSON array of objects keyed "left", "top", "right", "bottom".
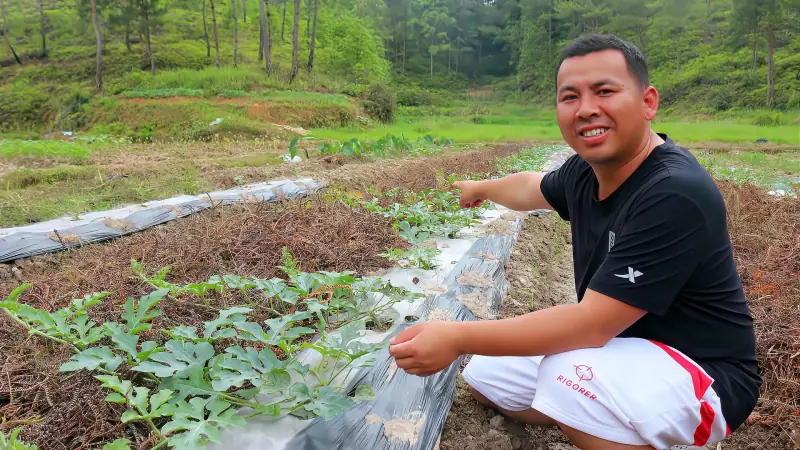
[{"left": 455, "top": 172, "right": 554, "bottom": 212}]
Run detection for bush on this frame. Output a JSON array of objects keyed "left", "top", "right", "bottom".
[
  {"left": 395, "top": 87, "right": 448, "bottom": 107},
  {"left": 362, "top": 84, "right": 394, "bottom": 123},
  {"left": 752, "top": 111, "right": 785, "bottom": 126}
]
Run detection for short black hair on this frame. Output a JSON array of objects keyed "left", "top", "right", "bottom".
[{"left": 557, "top": 34, "right": 650, "bottom": 89}]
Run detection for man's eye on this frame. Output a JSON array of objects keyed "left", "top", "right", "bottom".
[
  {"left": 598, "top": 89, "right": 613, "bottom": 95},
  {"left": 561, "top": 95, "right": 577, "bottom": 101}
]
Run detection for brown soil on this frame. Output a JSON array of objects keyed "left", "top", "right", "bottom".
[
  {"left": 0, "top": 198, "right": 406, "bottom": 449},
  {"left": 440, "top": 213, "right": 577, "bottom": 450}
]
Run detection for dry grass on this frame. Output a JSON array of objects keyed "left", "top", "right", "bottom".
[{"left": 719, "top": 182, "right": 800, "bottom": 449}]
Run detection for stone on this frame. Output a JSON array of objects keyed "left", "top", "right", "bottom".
[{"left": 489, "top": 415, "right": 505, "bottom": 430}]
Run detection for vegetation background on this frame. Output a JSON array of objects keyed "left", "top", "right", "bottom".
[{"left": 0, "top": 0, "right": 798, "bottom": 139}]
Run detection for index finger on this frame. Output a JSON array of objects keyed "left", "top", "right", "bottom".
[{"left": 388, "top": 341, "right": 415, "bottom": 359}]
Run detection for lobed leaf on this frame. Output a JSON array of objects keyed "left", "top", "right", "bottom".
[{"left": 60, "top": 347, "right": 122, "bottom": 372}]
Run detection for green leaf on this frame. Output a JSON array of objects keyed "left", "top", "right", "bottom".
[
  {"left": 105, "top": 393, "right": 127, "bottom": 404},
  {"left": 137, "top": 341, "right": 162, "bottom": 362},
  {"left": 303, "top": 298, "right": 329, "bottom": 323},
  {"left": 102, "top": 438, "right": 132, "bottom": 450},
  {"left": 159, "top": 364, "right": 220, "bottom": 402},
  {"left": 264, "top": 311, "right": 312, "bottom": 345},
  {"left": 351, "top": 385, "right": 375, "bottom": 403},
  {"left": 305, "top": 386, "right": 352, "bottom": 421},
  {"left": 212, "top": 346, "right": 288, "bottom": 392},
  {"left": 70, "top": 314, "right": 105, "bottom": 348},
  {"left": 60, "top": 347, "right": 122, "bottom": 372},
  {"left": 1, "top": 283, "right": 32, "bottom": 303},
  {"left": 132, "top": 340, "right": 214, "bottom": 377},
  {"left": 232, "top": 322, "right": 268, "bottom": 343},
  {"left": 203, "top": 307, "right": 251, "bottom": 340},
  {"left": 161, "top": 398, "right": 246, "bottom": 450},
  {"left": 223, "top": 274, "right": 256, "bottom": 290},
  {"left": 290, "top": 383, "right": 312, "bottom": 403},
  {"left": 96, "top": 375, "right": 133, "bottom": 395},
  {"left": 168, "top": 325, "right": 200, "bottom": 341},
  {"left": 122, "top": 289, "right": 167, "bottom": 335},
  {"left": 104, "top": 322, "right": 139, "bottom": 359}
]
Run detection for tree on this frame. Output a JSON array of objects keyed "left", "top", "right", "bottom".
[
  {"left": 203, "top": 0, "right": 211, "bottom": 57},
  {"left": 281, "top": 0, "right": 287, "bottom": 41},
  {"left": 1, "top": 0, "right": 10, "bottom": 60},
  {"left": 259, "top": 0, "right": 272, "bottom": 74},
  {"left": 139, "top": 0, "right": 156, "bottom": 74},
  {"left": 290, "top": 0, "right": 300, "bottom": 82},
  {"left": 90, "top": 0, "right": 102, "bottom": 91},
  {"left": 210, "top": 0, "right": 221, "bottom": 67},
  {"left": 37, "top": 0, "right": 47, "bottom": 56},
  {"left": 242, "top": 0, "right": 246, "bottom": 21},
  {"left": 307, "top": 0, "right": 318, "bottom": 71},
  {"left": 231, "top": 0, "right": 239, "bottom": 67}
]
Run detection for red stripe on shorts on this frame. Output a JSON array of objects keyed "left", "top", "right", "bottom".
[{"left": 649, "top": 340, "right": 717, "bottom": 446}]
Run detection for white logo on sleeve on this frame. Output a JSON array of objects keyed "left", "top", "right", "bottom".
[
  {"left": 608, "top": 231, "right": 615, "bottom": 251},
  {"left": 615, "top": 266, "right": 643, "bottom": 283}
]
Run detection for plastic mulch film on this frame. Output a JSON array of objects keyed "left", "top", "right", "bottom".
[
  {"left": 0, "top": 178, "right": 324, "bottom": 263},
  {"left": 213, "top": 149, "right": 575, "bottom": 450},
  {"left": 212, "top": 207, "right": 531, "bottom": 450}
]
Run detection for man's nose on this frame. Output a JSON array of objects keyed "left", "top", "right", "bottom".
[{"left": 576, "top": 97, "right": 600, "bottom": 120}]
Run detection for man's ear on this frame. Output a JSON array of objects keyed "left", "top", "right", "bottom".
[{"left": 643, "top": 86, "right": 659, "bottom": 121}]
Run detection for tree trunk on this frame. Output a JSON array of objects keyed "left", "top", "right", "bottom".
[
  {"left": 38, "top": 0, "right": 46, "bottom": 56},
  {"left": 751, "top": 26, "right": 758, "bottom": 72},
  {"left": 210, "top": 0, "right": 221, "bottom": 68},
  {"left": 1, "top": 0, "right": 9, "bottom": 59},
  {"left": 306, "top": 0, "right": 317, "bottom": 72},
  {"left": 231, "top": 0, "right": 238, "bottom": 67},
  {"left": 91, "top": 0, "right": 102, "bottom": 91},
  {"left": 242, "top": 0, "right": 246, "bottom": 22},
  {"left": 203, "top": 0, "right": 210, "bottom": 57},
  {"left": 259, "top": 0, "right": 267, "bottom": 66},
  {"left": 281, "top": 0, "right": 287, "bottom": 42},
  {"left": 402, "top": 21, "right": 406, "bottom": 72},
  {"left": 265, "top": 0, "right": 272, "bottom": 74},
  {"left": 766, "top": 24, "right": 775, "bottom": 108},
  {"left": 125, "top": 16, "right": 132, "bottom": 52},
  {"left": 289, "top": 0, "right": 300, "bottom": 82},
  {"left": 142, "top": 0, "right": 155, "bottom": 74},
  {"left": 305, "top": 0, "right": 310, "bottom": 42}
]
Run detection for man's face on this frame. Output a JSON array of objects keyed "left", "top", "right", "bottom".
[{"left": 556, "top": 49, "right": 658, "bottom": 165}]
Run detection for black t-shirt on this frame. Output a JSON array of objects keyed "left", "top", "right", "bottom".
[{"left": 540, "top": 134, "right": 761, "bottom": 431}]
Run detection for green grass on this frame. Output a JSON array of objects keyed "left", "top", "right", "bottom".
[
  {"left": 1, "top": 166, "right": 103, "bottom": 189},
  {"left": 695, "top": 149, "right": 799, "bottom": 195},
  {"left": 314, "top": 108, "right": 800, "bottom": 145},
  {"left": 120, "top": 88, "right": 205, "bottom": 99},
  {"left": 0, "top": 139, "right": 91, "bottom": 163},
  {"left": 220, "top": 153, "right": 283, "bottom": 168},
  {"left": 0, "top": 168, "right": 212, "bottom": 227}
]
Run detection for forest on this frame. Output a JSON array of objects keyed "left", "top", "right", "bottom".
[{"left": 1, "top": 0, "right": 799, "bottom": 133}]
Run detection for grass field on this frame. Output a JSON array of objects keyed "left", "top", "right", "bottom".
[{"left": 313, "top": 106, "right": 800, "bottom": 145}]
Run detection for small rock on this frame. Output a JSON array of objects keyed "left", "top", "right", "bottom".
[
  {"left": 489, "top": 415, "right": 505, "bottom": 430},
  {"left": 11, "top": 267, "right": 23, "bottom": 282},
  {"left": 511, "top": 437, "right": 523, "bottom": 450},
  {"left": 518, "top": 276, "right": 530, "bottom": 287}
]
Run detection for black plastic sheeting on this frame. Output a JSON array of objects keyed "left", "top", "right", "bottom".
[
  {"left": 284, "top": 211, "right": 545, "bottom": 450},
  {"left": 0, "top": 179, "right": 323, "bottom": 263}
]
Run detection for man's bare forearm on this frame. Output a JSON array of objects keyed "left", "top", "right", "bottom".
[
  {"left": 452, "top": 304, "right": 607, "bottom": 357},
  {"left": 479, "top": 172, "right": 552, "bottom": 211}
]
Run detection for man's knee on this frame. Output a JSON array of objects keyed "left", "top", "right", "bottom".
[{"left": 466, "top": 383, "right": 495, "bottom": 408}]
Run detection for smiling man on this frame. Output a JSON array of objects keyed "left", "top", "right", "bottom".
[{"left": 387, "top": 34, "right": 762, "bottom": 449}]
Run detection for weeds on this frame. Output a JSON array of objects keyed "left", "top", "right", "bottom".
[
  {"left": 317, "top": 134, "right": 453, "bottom": 159},
  {"left": 0, "top": 139, "right": 91, "bottom": 163}
]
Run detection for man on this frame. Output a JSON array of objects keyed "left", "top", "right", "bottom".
[{"left": 387, "top": 34, "right": 761, "bottom": 449}]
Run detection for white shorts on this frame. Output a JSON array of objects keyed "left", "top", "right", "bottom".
[{"left": 462, "top": 337, "right": 731, "bottom": 449}]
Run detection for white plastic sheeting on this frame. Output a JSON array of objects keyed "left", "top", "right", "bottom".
[{"left": 0, "top": 178, "right": 324, "bottom": 262}]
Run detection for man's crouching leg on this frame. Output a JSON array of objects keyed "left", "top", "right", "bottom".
[
  {"left": 463, "top": 355, "right": 653, "bottom": 449},
  {"left": 463, "top": 338, "right": 729, "bottom": 449}
]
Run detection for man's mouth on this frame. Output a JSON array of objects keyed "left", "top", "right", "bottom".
[{"left": 580, "top": 127, "right": 608, "bottom": 137}]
